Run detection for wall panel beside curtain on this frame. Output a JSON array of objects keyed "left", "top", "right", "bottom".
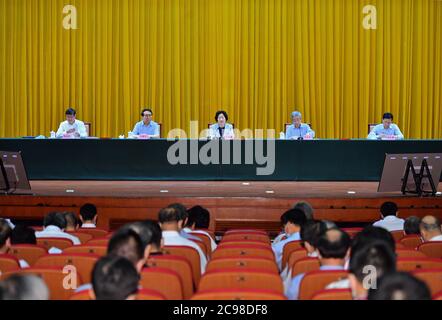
[{"left": 0, "top": 0, "right": 441, "bottom": 138}]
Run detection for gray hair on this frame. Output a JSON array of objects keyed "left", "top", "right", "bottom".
[
  {"left": 0, "top": 274, "right": 50, "bottom": 300},
  {"left": 291, "top": 111, "right": 302, "bottom": 118}
]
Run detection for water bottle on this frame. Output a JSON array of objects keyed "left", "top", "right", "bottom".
[
  {"left": 279, "top": 132, "right": 285, "bottom": 140},
  {"left": 128, "top": 131, "right": 133, "bottom": 139},
  {"left": 50, "top": 131, "right": 56, "bottom": 139}
]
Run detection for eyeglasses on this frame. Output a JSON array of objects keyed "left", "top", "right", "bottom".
[{"left": 143, "top": 114, "right": 152, "bottom": 117}]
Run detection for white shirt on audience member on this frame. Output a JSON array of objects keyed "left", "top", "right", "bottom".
[
  {"left": 429, "top": 234, "right": 442, "bottom": 241},
  {"left": 271, "top": 232, "right": 301, "bottom": 271},
  {"left": 80, "top": 223, "right": 97, "bottom": 229},
  {"left": 19, "top": 259, "right": 30, "bottom": 268},
  {"left": 162, "top": 231, "right": 207, "bottom": 274},
  {"left": 372, "top": 215, "right": 404, "bottom": 231},
  {"left": 35, "top": 225, "right": 81, "bottom": 245}
]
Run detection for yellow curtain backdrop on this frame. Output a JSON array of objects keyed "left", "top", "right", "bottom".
[{"left": 0, "top": 0, "right": 441, "bottom": 138}]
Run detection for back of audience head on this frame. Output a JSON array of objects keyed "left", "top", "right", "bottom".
[
  {"left": 419, "top": 215, "right": 442, "bottom": 241},
  {"left": 292, "top": 201, "right": 314, "bottom": 220},
  {"left": 186, "top": 205, "right": 211, "bottom": 229},
  {"left": 368, "top": 272, "right": 431, "bottom": 300},
  {"left": 0, "top": 219, "right": 12, "bottom": 252},
  {"left": 167, "top": 203, "right": 188, "bottom": 228},
  {"left": 352, "top": 225, "right": 396, "bottom": 252},
  {"left": 0, "top": 274, "right": 49, "bottom": 300},
  {"left": 380, "top": 201, "right": 398, "bottom": 218},
  {"left": 107, "top": 229, "right": 145, "bottom": 272},
  {"left": 63, "top": 212, "right": 79, "bottom": 231},
  {"left": 119, "top": 220, "right": 163, "bottom": 258},
  {"left": 281, "top": 208, "right": 307, "bottom": 236},
  {"left": 10, "top": 225, "right": 36, "bottom": 245},
  {"left": 300, "top": 220, "right": 327, "bottom": 254},
  {"left": 91, "top": 255, "right": 140, "bottom": 300},
  {"left": 158, "top": 207, "right": 182, "bottom": 230},
  {"left": 316, "top": 228, "right": 351, "bottom": 262},
  {"left": 79, "top": 203, "right": 98, "bottom": 225},
  {"left": 349, "top": 240, "right": 397, "bottom": 299},
  {"left": 403, "top": 216, "right": 421, "bottom": 235},
  {"left": 43, "top": 212, "right": 67, "bottom": 230}
]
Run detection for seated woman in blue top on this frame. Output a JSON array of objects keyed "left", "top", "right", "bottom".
[
  {"left": 132, "top": 108, "right": 160, "bottom": 139},
  {"left": 286, "top": 111, "right": 315, "bottom": 140},
  {"left": 208, "top": 110, "right": 235, "bottom": 140},
  {"left": 367, "top": 112, "right": 404, "bottom": 140}
]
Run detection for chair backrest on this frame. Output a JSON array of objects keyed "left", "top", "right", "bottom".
[
  {"left": 163, "top": 246, "right": 201, "bottom": 287},
  {"left": 395, "top": 249, "right": 427, "bottom": 258},
  {"left": 157, "top": 123, "right": 162, "bottom": 138},
  {"left": 417, "top": 241, "right": 442, "bottom": 259},
  {"left": 34, "top": 253, "right": 99, "bottom": 283},
  {"left": 196, "top": 229, "right": 216, "bottom": 240},
  {"left": 0, "top": 254, "right": 21, "bottom": 272},
  {"left": 212, "top": 244, "right": 275, "bottom": 260},
  {"left": 412, "top": 268, "right": 442, "bottom": 296},
  {"left": 64, "top": 245, "right": 107, "bottom": 256},
  {"left": 189, "top": 238, "right": 209, "bottom": 259},
  {"left": 311, "top": 288, "right": 352, "bottom": 300},
  {"left": 69, "top": 290, "right": 92, "bottom": 300},
  {"left": 9, "top": 244, "right": 48, "bottom": 266},
  {"left": 390, "top": 230, "right": 405, "bottom": 242},
  {"left": 299, "top": 270, "right": 348, "bottom": 300},
  {"left": 140, "top": 267, "right": 184, "bottom": 300},
  {"left": 218, "top": 240, "right": 270, "bottom": 248},
  {"left": 66, "top": 232, "right": 93, "bottom": 244},
  {"left": 399, "top": 235, "right": 423, "bottom": 249},
  {"left": 207, "top": 256, "right": 279, "bottom": 274},
  {"left": 281, "top": 240, "right": 303, "bottom": 270},
  {"left": 341, "top": 228, "right": 363, "bottom": 238},
  {"left": 433, "top": 290, "right": 442, "bottom": 300},
  {"left": 1, "top": 267, "right": 82, "bottom": 300},
  {"left": 287, "top": 248, "right": 308, "bottom": 272},
  {"left": 78, "top": 228, "right": 109, "bottom": 238},
  {"left": 147, "top": 254, "right": 194, "bottom": 299},
  {"left": 225, "top": 229, "right": 267, "bottom": 235},
  {"left": 198, "top": 268, "right": 283, "bottom": 293},
  {"left": 84, "top": 122, "right": 91, "bottom": 137},
  {"left": 86, "top": 237, "right": 110, "bottom": 246},
  {"left": 291, "top": 257, "right": 321, "bottom": 277},
  {"left": 397, "top": 257, "right": 442, "bottom": 272},
  {"left": 191, "top": 289, "right": 286, "bottom": 300},
  {"left": 368, "top": 123, "right": 377, "bottom": 134},
  {"left": 190, "top": 232, "right": 213, "bottom": 257},
  {"left": 37, "top": 237, "right": 74, "bottom": 250},
  {"left": 222, "top": 233, "right": 270, "bottom": 243},
  {"left": 136, "top": 288, "right": 167, "bottom": 300}
]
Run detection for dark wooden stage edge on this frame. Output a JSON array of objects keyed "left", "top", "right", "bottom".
[{"left": 1, "top": 181, "right": 442, "bottom": 233}]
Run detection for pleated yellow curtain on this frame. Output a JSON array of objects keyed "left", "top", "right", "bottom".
[{"left": 0, "top": 0, "right": 441, "bottom": 138}]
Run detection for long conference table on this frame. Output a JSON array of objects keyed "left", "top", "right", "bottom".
[{"left": 0, "top": 138, "right": 441, "bottom": 181}]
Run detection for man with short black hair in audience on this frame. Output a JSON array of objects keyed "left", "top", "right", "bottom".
[
  {"left": 158, "top": 207, "right": 207, "bottom": 273},
  {"left": 185, "top": 205, "right": 217, "bottom": 251},
  {"left": 293, "top": 201, "right": 314, "bottom": 221},
  {"left": 420, "top": 215, "right": 442, "bottom": 241},
  {"left": 79, "top": 203, "right": 98, "bottom": 229},
  {"left": 403, "top": 216, "right": 421, "bottom": 235},
  {"left": 168, "top": 203, "right": 202, "bottom": 242},
  {"left": 0, "top": 274, "right": 49, "bottom": 300},
  {"left": 91, "top": 255, "right": 140, "bottom": 300},
  {"left": 63, "top": 212, "right": 80, "bottom": 232},
  {"left": 368, "top": 272, "right": 431, "bottom": 300},
  {"left": 0, "top": 220, "right": 30, "bottom": 268},
  {"left": 272, "top": 209, "right": 307, "bottom": 271},
  {"left": 348, "top": 241, "right": 397, "bottom": 300},
  {"left": 372, "top": 201, "right": 404, "bottom": 231},
  {"left": 11, "top": 225, "right": 36, "bottom": 245},
  {"left": 35, "top": 212, "right": 80, "bottom": 246},
  {"left": 286, "top": 228, "right": 350, "bottom": 300}
]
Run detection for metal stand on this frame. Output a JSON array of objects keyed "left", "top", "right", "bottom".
[{"left": 401, "top": 159, "right": 437, "bottom": 196}]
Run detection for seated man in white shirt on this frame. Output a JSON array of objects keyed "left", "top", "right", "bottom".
[
  {"left": 91, "top": 255, "right": 140, "bottom": 300},
  {"left": 184, "top": 205, "right": 217, "bottom": 252},
  {"left": 35, "top": 212, "right": 81, "bottom": 247},
  {"left": 158, "top": 207, "right": 207, "bottom": 274},
  {"left": 367, "top": 112, "right": 404, "bottom": 140},
  {"left": 56, "top": 108, "right": 88, "bottom": 138},
  {"left": 271, "top": 208, "right": 307, "bottom": 271},
  {"left": 286, "top": 228, "right": 351, "bottom": 300},
  {"left": 419, "top": 215, "right": 442, "bottom": 242},
  {"left": 79, "top": 203, "right": 98, "bottom": 229},
  {"left": 372, "top": 201, "right": 404, "bottom": 231},
  {"left": 285, "top": 111, "right": 315, "bottom": 140},
  {"left": 348, "top": 240, "right": 397, "bottom": 300}
]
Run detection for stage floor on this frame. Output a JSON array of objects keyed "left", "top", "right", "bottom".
[{"left": 27, "top": 180, "right": 442, "bottom": 199}]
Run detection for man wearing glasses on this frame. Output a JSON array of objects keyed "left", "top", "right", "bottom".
[{"left": 131, "top": 108, "right": 160, "bottom": 139}]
